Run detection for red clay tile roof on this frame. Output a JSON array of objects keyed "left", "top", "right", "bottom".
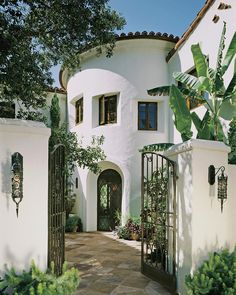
[
  {"left": 115, "top": 31, "right": 179, "bottom": 43},
  {"left": 47, "top": 87, "right": 67, "bottom": 94},
  {"left": 59, "top": 32, "right": 179, "bottom": 89},
  {"left": 166, "top": 0, "right": 216, "bottom": 62}
]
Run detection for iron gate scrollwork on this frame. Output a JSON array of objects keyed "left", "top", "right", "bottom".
[
  {"left": 48, "top": 144, "right": 66, "bottom": 275},
  {"left": 141, "top": 152, "right": 177, "bottom": 293}
]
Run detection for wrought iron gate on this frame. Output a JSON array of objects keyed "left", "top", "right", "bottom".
[
  {"left": 48, "top": 144, "right": 66, "bottom": 275},
  {"left": 141, "top": 152, "right": 177, "bottom": 293}
]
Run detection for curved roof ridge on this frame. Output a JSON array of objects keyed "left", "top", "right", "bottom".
[{"left": 115, "top": 31, "right": 179, "bottom": 43}]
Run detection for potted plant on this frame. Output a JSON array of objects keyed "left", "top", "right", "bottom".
[{"left": 65, "top": 214, "right": 79, "bottom": 232}]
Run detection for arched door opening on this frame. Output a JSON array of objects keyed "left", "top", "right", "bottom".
[{"left": 97, "top": 169, "right": 122, "bottom": 231}]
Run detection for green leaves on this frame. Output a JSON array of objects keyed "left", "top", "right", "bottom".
[
  {"left": 0, "top": 261, "right": 80, "bottom": 295},
  {"left": 224, "top": 71, "right": 236, "bottom": 100},
  {"left": 228, "top": 118, "right": 236, "bottom": 164},
  {"left": 185, "top": 248, "right": 236, "bottom": 295},
  {"left": 147, "top": 85, "right": 170, "bottom": 96},
  {"left": 222, "top": 31, "right": 236, "bottom": 75},
  {"left": 170, "top": 85, "right": 193, "bottom": 141},
  {"left": 0, "top": 0, "right": 125, "bottom": 110},
  {"left": 191, "top": 111, "right": 213, "bottom": 140},
  {"left": 191, "top": 44, "right": 208, "bottom": 78},
  {"left": 50, "top": 94, "right": 61, "bottom": 129},
  {"left": 173, "top": 72, "right": 201, "bottom": 90},
  {"left": 219, "top": 100, "right": 236, "bottom": 120}
]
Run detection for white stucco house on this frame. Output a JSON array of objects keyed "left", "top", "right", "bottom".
[
  {"left": 1, "top": 1, "right": 236, "bottom": 293},
  {"left": 58, "top": 0, "right": 236, "bottom": 232}
]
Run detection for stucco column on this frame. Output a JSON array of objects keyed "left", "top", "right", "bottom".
[
  {"left": 0, "top": 119, "right": 50, "bottom": 273},
  {"left": 165, "top": 139, "right": 234, "bottom": 295}
]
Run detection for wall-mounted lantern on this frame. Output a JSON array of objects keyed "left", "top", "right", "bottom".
[
  {"left": 11, "top": 152, "right": 23, "bottom": 217},
  {"left": 208, "top": 165, "right": 227, "bottom": 212}
]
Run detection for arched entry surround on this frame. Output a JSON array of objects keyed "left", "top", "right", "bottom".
[{"left": 86, "top": 160, "right": 129, "bottom": 231}]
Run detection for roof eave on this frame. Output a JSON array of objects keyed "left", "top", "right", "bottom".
[{"left": 166, "top": 0, "right": 216, "bottom": 62}]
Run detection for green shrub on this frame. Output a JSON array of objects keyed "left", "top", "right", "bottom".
[
  {"left": 0, "top": 261, "right": 80, "bottom": 295},
  {"left": 65, "top": 215, "right": 80, "bottom": 232},
  {"left": 185, "top": 248, "right": 236, "bottom": 295},
  {"left": 228, "top": 118, "right": 236, "bottom": 164},
  {"left": 77, "top": 217, "right": 83, "bottom": 232},
  {"left": 117, "top": 226, "right": 131, "bottom": 240},
  {"left": 117, "top": 217, "right": 141, "bottom": 240}
]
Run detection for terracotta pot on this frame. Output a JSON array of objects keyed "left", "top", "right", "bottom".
[{"left": 131, "top": 232, "right": 140, "bottom": 241}]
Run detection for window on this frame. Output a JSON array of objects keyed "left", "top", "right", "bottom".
[
  {"left": 99, "top": 95, "right": 117, "bottom": 125},
  {"left": 138, "top": 102, "right": 157, "bottom": 130},
  {"left": 0, "top": 102, "right": 15, "bottom": 118},
  {"left": 75, "top": 98, "right": 83, "bottom": 124}
]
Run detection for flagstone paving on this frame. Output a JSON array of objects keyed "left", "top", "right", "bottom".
[{"left": 66, "top": 232, "right": 172, "bottom": 295}]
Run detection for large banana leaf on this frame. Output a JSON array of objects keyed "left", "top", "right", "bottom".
[
  {"left": 216, "top": 22, "right": 226, "bottom": 75},
  {"left": 191, "top": 111, "right": 212, "bottom": 140},
  {"left": 169, "top": 85, "right": 193, "bottom": 141},
  {"left": 222, "top": 31, "right": 236, "bottom": 75},
  {"left": 191, "top": 44, "right": 208, "bottom": 78},
  {"left": 198, "top": 76, "right": 211, "bottom": 91},
  {"left": 224, "top": 71, "right": 236, "bottom": 100},
  {"left": 147, "top": 85, "right": 170, "bottom": 96},
  {"left": 208, "top": 68, "right": 216, "bottom": 80},
  {"left": 213, "top": 23, "right": 226, "bottom": 95},
  {"left": 173, "top": 72, "right": 201, "bottom": 90},
  {"left": 219, "top": 100, "right": 236, "bottom": 120}
]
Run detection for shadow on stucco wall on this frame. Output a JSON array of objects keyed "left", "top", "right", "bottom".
[
  {"left": 174, "top": 150, "right": 193, "bottom": 293},
  {"left": 1, "top": 150, "right": 12, "bottom": 210},
  {"left": 2, "top": 245, "right": 33, "bottom": 273}
]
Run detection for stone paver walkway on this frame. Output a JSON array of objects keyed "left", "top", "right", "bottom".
[{"left": 66, "top": 232, "right": 172, "bottom": 295}]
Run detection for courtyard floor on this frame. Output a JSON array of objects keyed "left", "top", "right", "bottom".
[{"left": 66, "top": 232, "right": 172, "bottom": 295}]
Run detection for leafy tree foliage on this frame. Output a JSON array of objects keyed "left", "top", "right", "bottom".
[
  {"left": 49, "top": 94, "right": 105, "bottom": 176},
  {"left": 0, "top": 0, "right": 125, "bottom": 112},
  {"left": 50, "top": 94, "right": 60, "bottom": 129}
]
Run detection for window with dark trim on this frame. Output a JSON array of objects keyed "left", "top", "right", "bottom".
[
  {"left": 0, "top": 102, "right": 15, "bottom": 118},
  {"left": 138, "top": 102, "right": 157, "bottom": 130},
  {"left": 75, "top": 98, "right": 83, "bottom": 124},
  {"left": 99, "top": 95, "right": 117, "bottom": 125}
]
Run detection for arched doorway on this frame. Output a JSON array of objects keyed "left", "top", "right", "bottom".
[{"left": 97, "top": 169, "right": 122, "bottom": 231}]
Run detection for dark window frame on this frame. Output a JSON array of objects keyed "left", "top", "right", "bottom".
[
  {"left": 99, "top": 95, "right": 117, "bottom": 125},
  {"left": 75, "top": 97, "right": 83, "bottom": 125},
  {"left": 138, "top": 102, "right": 158, "bottom": 131}
]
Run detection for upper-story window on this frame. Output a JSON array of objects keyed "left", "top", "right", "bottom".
[
  {"left": 138, "top": 102, "right": 157, "bottom": 130},
  {"left": 75, "top": 97, "right": 83, "bottom": 124},
  {"left": 0, "top": 102, "right": 15, "bottom": 118},
  {"left": 99, "top": 95, "right": 117, "bottom": 125}
]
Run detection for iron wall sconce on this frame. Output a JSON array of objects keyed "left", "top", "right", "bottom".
[
  {"left": 11, "top": 152, "right": 23, "bottom": 217},
  {"left": 208, "top": 165, "right": 227, "bottom": 212}
]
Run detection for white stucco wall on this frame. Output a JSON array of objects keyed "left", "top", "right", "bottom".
[
  {"left": 0, "top": 119, "right": 50, "bottom": 273},
  {"left": 66, "top": 38, "right": 175, "bottom": 231},
  {"left": 168, "top": 0, "right": 236, "bottom": 143},
  {"left": 165, "top": 139, "right": 236, "bottom": 294}
]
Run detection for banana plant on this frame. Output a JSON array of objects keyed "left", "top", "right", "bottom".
[{"left": 148, "top": 22, "right": 236, "bottom": 142}]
